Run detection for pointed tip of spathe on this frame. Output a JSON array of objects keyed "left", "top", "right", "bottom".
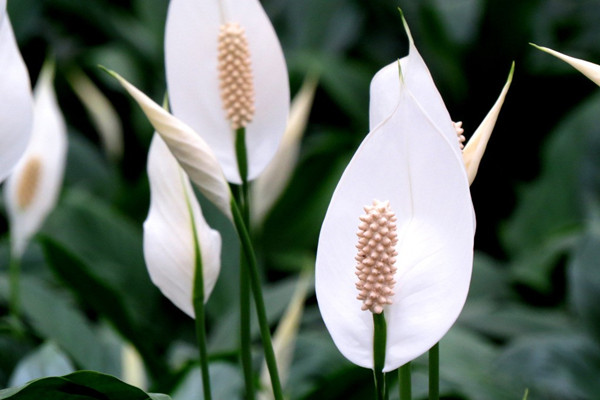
[
  {"left": 505, "top": 61, "right": 515, "bottom": 87},
  {"left": 397, "top": 7, "right": 414, "bottom": 45}
]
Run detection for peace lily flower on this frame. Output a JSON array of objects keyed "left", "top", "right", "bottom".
[
  {"left": 0, "top": 0, "right": 33, "bottom": 182},
  {"left": 531, "top": 43, "right": 600, "bottom": 86},
  {"left": 165, "top": 0, "right": 290, "bottom": 184},
  {"left": 4, "top": 61, "right": 67, "bottom": 259},
  {"left": 144, "top": 133, "right": 222, "bottom": 317},
  {"left": 315, "top": 16, "right": 477, "bottom": 371}
]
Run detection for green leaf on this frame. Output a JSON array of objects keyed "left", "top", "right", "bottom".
[
  {"left": 568, "top": 227, "right": 600, "bottom": 341},
  {"left": 0, "top": 371, "right": 172, "bottom": 400},
  {"left": 39, "top": 189, "right": 181, "bottom": 379},
  {"left": 0, "top": 274, "right": 120, "bottom": 376},
  {"left": 438, "top": 327, "right": 523, "bottom": 400},
  {"left": 502, "top": 92, "right": 600, "bottom": 256},
  {"left": 171, "top": 362, "right": 243, "bottom": 400},
  {"left": 496, "top": 334, "right": 600, "bottom": 400},
  {"left": 8, "top": 342, "right": 74, "bottom": 387}
]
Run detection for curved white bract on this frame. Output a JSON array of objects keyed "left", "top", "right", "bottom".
[
  {"left": 165, "top": 0, "right": 290, "bottom": 183},
  {"left": 144, "top": 134, "right": 222, "bottom": 317},
  {"left": 316, "top": 19, "right": 475, "bottom": 372}
]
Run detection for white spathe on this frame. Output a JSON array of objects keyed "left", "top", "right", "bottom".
[
  {"left": 0, "top": 3, "right": 33, "bottom": 182},
  {"left": 106, "top": 69, "right": 233, "bottom": 220},
  {"left": 463, "top": 63, "right": 514, "bottom": 185},
  {"left": 532, "top": 43, "right": 600, "bottom": 86},
  {"left": 144, "top": 134, "right": 222, "bottom": 317},
  {"left": 315, "top": 17, "right": 475, "bottom": 372},
  {"left": 165, "top": 0, "right": 290, "bottom": 184},
  {"left": 4, "top": 62, "right": 67, "bottom": 258}
]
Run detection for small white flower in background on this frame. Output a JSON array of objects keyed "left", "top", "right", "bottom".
[
  {"left": 251, "top": 75, "right": 318, "bottom": 225},
  {"left": 531, "top": 43, "right": 600, "bottom": 86},
  {"left": 4, "top": 61, "right": 67, "bottom": 259},
  {"left": 165, "top": 0, "right": 290, "bottom": 183},
  {"left": 315, "top": 15, "right": 476, "bottom": 372},
  {"left": 67, "top": 67, "right": 124, "bottom": 162},
  {"left": 0, "top": 0, "right": 33, "bottom": 182},
  {"left": 105, "top": 69, "right": 233, "bottom": 220},
  {"left": 144, "top": 133, "right": 222, "bottom": 317}
]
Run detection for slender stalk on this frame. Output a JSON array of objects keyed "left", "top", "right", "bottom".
[
  {"left": 234, "top": 128, "right": 256, "bottom": 400},
  {"left": 177, "top": 164, "right": 213, "bottom": 400},
  {"left": 190, "top": 206, "right": 212, "bottom": 400},
  {"left": 8, "top": 255, "right": 21, "bottom": 319},
  {"left": 428, "top": 343, "right": 439, "bottom": 400},
  {"left": 230, "top": 200, "right": 284, "bottom": 400},
  {"left": 372, "top": 312, "right": 388, "bottom": 400},
  {"left": 399, "top": 362, "right": 412, "bottom": 400}
]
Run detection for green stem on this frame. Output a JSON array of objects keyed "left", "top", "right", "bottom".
[
  {"left": 399, "top": 362, "right": 412, "bottom": 400},
  {"left": 429, "top": 343, "right": 439, "bottom": 400},
  {"left": 187, "top": 177, "right": 212, "bottom": 400},
  {"left": 9, "top": 254, "right": 21, "bottom": 320},
  {"left": 373, "top": 312, "right": 388, "bottom": 400},
  {"left": 234, "top": 128, "right": 256, "bottom": 400},
  {"left": 230, "top": 200, "right": 284, "bottom": 400}
]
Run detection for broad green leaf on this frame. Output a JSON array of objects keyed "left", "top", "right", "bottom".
[
  {"left": 496, "top": 334, "right": 600, "bottom": 400},
  {"left": 171, "top": 362, "right": 243, "bottom": 400},
  {"left": 0, "top": 370, "right": 172, "bottom": 400},
  {"left": 9, "top": 342, "right": 74, "bottom": 387},
  {"left": 438, "top": 327, "right": 522, "bottom": 400},
  {"left": 39, "top": 189, "right": 181, "bottom": 379},
  {"left": 0, "top": 274, "right": 120, "bottom": 375},
  {"left": 502, "top": 92, "right": 600, "bottom": 290},
  {"left": 568, "top": 227, "right": 600, "bottom": 341}
]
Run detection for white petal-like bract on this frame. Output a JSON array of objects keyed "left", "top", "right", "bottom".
[
  {"left": 463, "top": 63, "right": 514, "bottom": 185},
  {"left": 0, "top": 6, "right": 33, "bottom": 182},
  {"left": 4, "top": 62, "right": 67, "bottom": 258},
  {"left": 532, "top": 43, "right": 600, "bottom": 86},
  {"left": 144, "top": 134, "right": 222, "bottom": 317},
  {"left": 165, "top": 0, "right": 290, "bottom": 183},
  {"left": 316, "top": 20, "right": 475, "bottom": 372},
  {"left": 106, "top": 69, "right": 233, "bottom": 220}
]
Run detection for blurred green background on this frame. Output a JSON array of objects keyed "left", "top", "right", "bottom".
[{"left": 2, "top": 0, "right": 600, "bottom": 399}]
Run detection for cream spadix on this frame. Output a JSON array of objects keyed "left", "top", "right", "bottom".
[
  {"left": 315, "top": 15, "right": 475, "bottom": 372},
  {"left": 165, "top": 0, "right": 289, "bottom": 183},
  {"left": 0, "top": 3, "right": 33, "bottom": 182},
  {"left": 144, "top": 134, "right": 222, "bottom": 317},
  {"left": 4, "top": 61, "right": 67, "bottom": 259}
]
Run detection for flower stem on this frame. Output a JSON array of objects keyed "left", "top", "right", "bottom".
[
  {"left": 399, "top": 362, "right": 412, "bottom": 400},
  {"left": 189, "top": 196, "right": 212, "bottom": 400},
  {"left": 428, "top": 343, "right": 439, "bottom": 400},
  {"left": 9, "top": 254, "right": 21, "bottom": 320},
  {"left": 234, "top": 127, "right": 256, "bottom": 400},
  {"left": 230, "top": 199, "right": 284, "bottom": 400},
  {"left": 372, "top": 312, "right": 388, "bottom": 400}
]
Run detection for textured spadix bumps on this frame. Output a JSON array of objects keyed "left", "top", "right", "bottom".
[
  {"left": 316, "top": 16, "right": 475, "bottom": 372},
  {"left": 165, "top": 0, "right": 289, "bottom": 183},
  {"left": 355, "top": 200, "right": 398, "bottom": 314}
]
